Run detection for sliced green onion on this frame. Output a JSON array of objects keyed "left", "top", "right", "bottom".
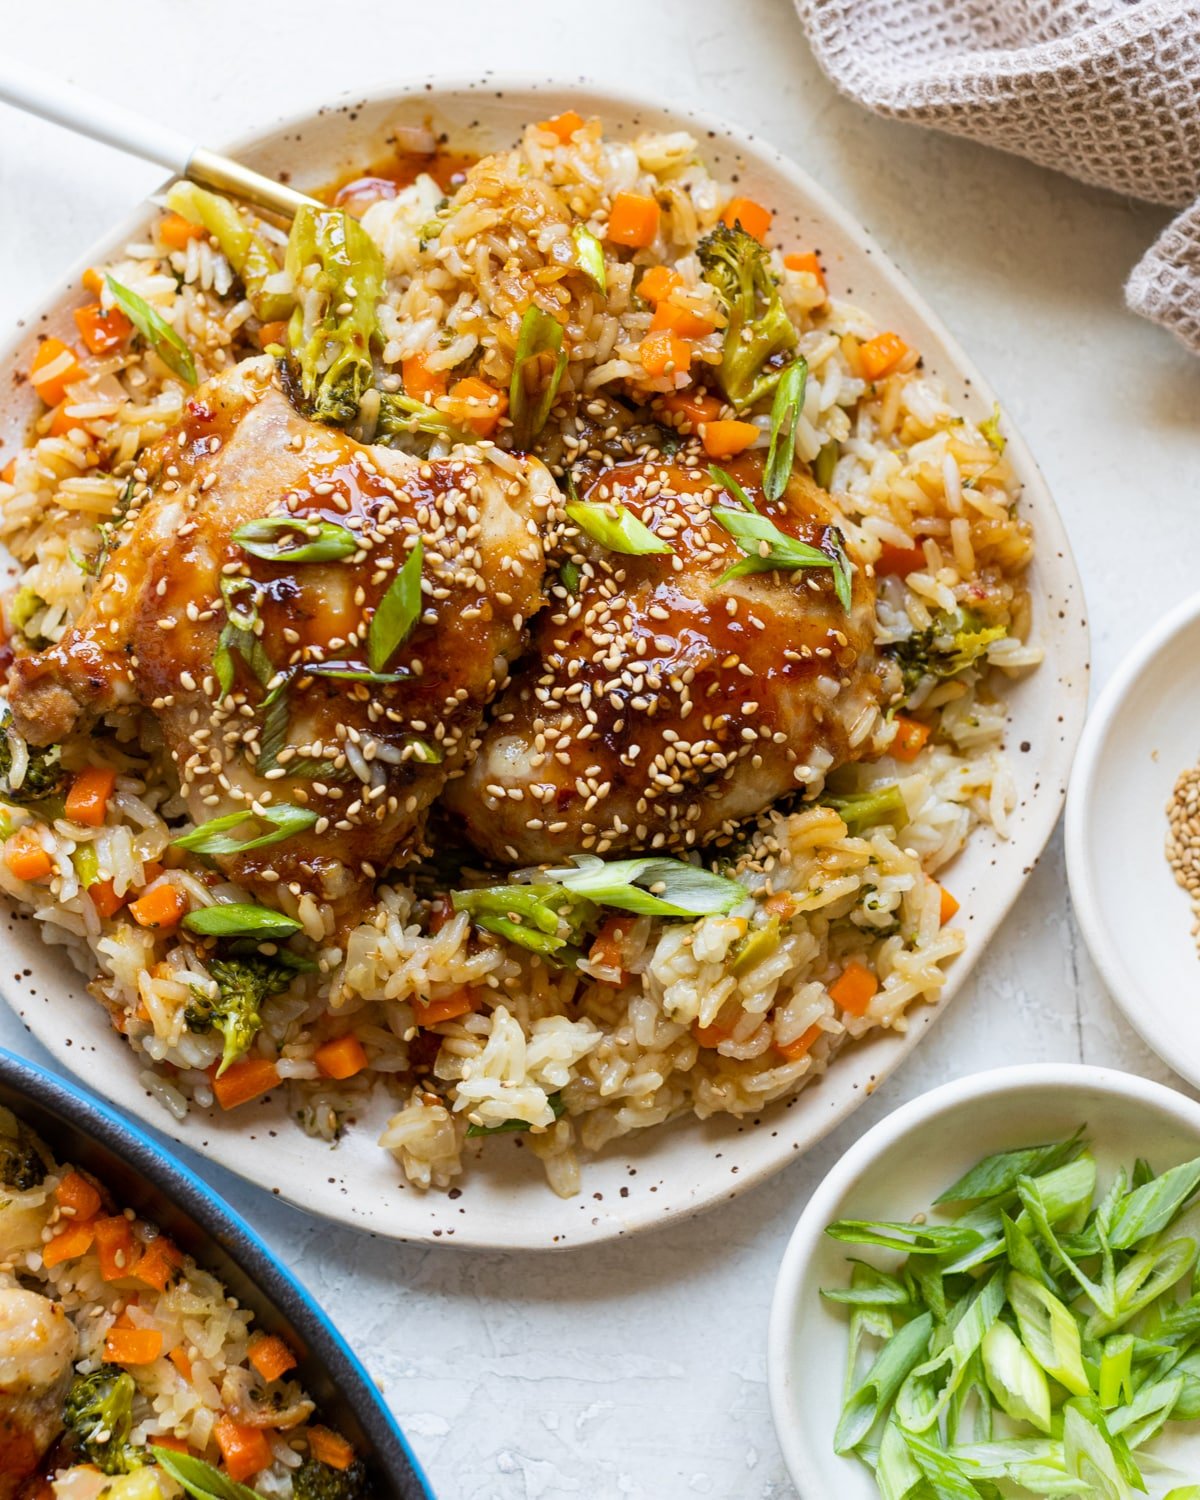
[
  {"left": 821, "top": 782, "right": 908, "bottom": 835},
  {"left": 935, "top": 1129, "right": 1087, "bottom": 1205},
  {"left": 183, "top": 903, "right": 302, "bottom": 940},
  {"left": 509, "top": 305, "right": 568, "bottom": 449},
  {"left": 544, "top": 853, "right": 746, "bottom": 918},
  {"left": 559, "top": 560, "right": 582, "bottom": 595},
  {"left": 708, "top": 464, "right": 756, "bottom": 512},
  {"left": 565, "top": 498, "right": 672, "bottom": 556},
  {"left": 1107, "top": 1155, "right": 1200, "bottom": 1249},
  {"left": 152, "top": 1447, "right": 263, "bottom": 1500},
  {"left": 979, "top": 402, "right": 1005, "bottom": 455},
  {"left": 368, "top": 539, "right": 423, "bottom": 672},
  {"left": 172, "top": 804, "right": 317, "bottom": 856},
  {"left": 981, "top": 1319, "right": 1051, "bottom": 1433},
  {"left": 466, "top": 1092, "right": 566, "bottom": 1137},
  {"left": 105, "top": 275, "right": 196, "bottom": 386},
  {"left": 814, "top": 438, "right": 838, "bottom": 491},
  {"left": 1007, "top": 1271, "right": 1090, "bottom": 1397},
  {"left": 834, "top": 1311, "right": 932, "bottom": 1453},
  {"left": 404, "top": 735, "right": 442, "bottom": 764},
  {"left": 232, "top": 516, "right": 358, "bottom": 564},
  {"left": 711, "top": 501, "right": 846, "bottom": 596},
  {"left": 572, "top": 225, "right": 607, "bottom": 293},
  {"left": 824, "top": 1219, "right": 984, "bottom": 1256},
  {"left": 763, "top": 357, "right": 807, "bottom": 502}
]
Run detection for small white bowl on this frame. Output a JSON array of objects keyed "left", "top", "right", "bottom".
[
  {"left": 766, "top": 1064, "right": 1200, "bottom": 1498},
  {"left": 1066, "top": 591, "right": 1200, "bottom": 1089}
]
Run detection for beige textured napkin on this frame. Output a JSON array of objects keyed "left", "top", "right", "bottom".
[{"left": 794, "top": 0, "right": 1200, "bottom": 354}]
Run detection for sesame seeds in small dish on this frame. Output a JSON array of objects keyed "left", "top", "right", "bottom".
[
  {"left": 1067, "top": 590, "right": 1200, "bottom": 1091},
  {"left": 0, "top": 79, "right": 1088, "bottom": 1248}
]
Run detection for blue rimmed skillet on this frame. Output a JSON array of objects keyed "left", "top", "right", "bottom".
[{"left": 0, "top": 1045, "right": 435, "bottom": 1500}]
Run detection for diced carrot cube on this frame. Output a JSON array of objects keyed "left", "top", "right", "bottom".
[
  {"left": 168, "top": 1345, "right": 193, "bottom": 1382},
  {"left": 214, "top": 1415, "right": 273, "bottom": 1482},
  {"left": 874, "top": 540, "right": 927, "bottom": 577},
  {"left": 151, "top": 1434, "right": 190, "bottom": 1453},
  {"left": 105, "top": 1324, "right": 163, "bottom": 1366},
  {"left": 48, "top": 403, "right": 87, "bottom": 438},
  {"left": 829, "top": 960, "right": 879, "bottom": 1017},
  {"left": 308, "top": 1427, "right": 355, "bottom": 1470},
  {"left": 30, "top": 338, "right": 84, "bottom": 407},
  {"left": 650, "top": 298, "right": 716, "bottom": 339},
  {"left": 721, "top": 196, "right": 773, "bottom": 242},
  {"left": 248, "top": 1333, "right": 298, "bottom": 1383},
  {"left": 775, "top": 1022, "right": 823, "bottom": 1061},
  {"left": 212, "top": 1056, "right": 280, "bottom": 1110},
  {"left": 159, "top": 212, "right": 206, "bottom": 250},
  {"left": 129, "top": 884, "right": 185, "bottom": 930},
  {"left": 55, "top": 1170, "right": 102, "bottom": 1221},
  {"left": 82, "top": 268, "right": 104, "bottom": 296},
  {"left": 660, "top": 389, "right": 724, "bottom": 428},
  {"left": 445, "top": 377, "right": 507, "bottom": 437},
  {"left": 702, "top": 419, "right": 760, "bottom": 459},
  {"left": 94, "top": 1214, "right": 140, "bottom": 1281},
  {"left": 413, "top": 987, "right": 478, "bottom": 1027},
  {"left": 639, "top": 328, "right": 691, "bottom": 377},
  {"left": 890, "top": 715, "right": 931, "bottom": 763},
  {"left": 73, "top": 303, "right": 132, "bottom": 355},
  {"left": 692, "top": 1021, "right": 731, "bottom": 1048},
  {"left": 0, "top": 460, "right": 15, "bottom": 484},
  {"left": 66, "top": 766, "right": 117, "bottom": 827},
  {"left": 538, "top": 110, "right": 584, "bottom": 143},
  {"left": 638, "top": 266, "right": 684, "bottom": 304},
  {"left": 5, "top": 827, "right": 53, "bottom": 883},
  {"left": 859, "top": 331, "right": 910, "bottom": 381},
  {"left": 136, "top": 1234, "right": 184, "bottom": 1292},
  {"left": 42, "top": 1218, "right": 96, "bottom": 1267},
  {"left": 402, "top": 353, "right": 448, "bottom": 405},
  {"left": 256, "top": 320, "right": 289, "bottom": 350},
  {"left": 89, "top": 878, "right": 126, "bottom": 920},
  {"left": 784, "top": 251, "right": 827, "bottom": 290},
  {"left": 607, "top": 193, "right": 660, "bottom": 248},
  {"left": 589, "top": 916, "right": 631, "bottom": 974},
  {"left": 314, "top": 1034, "right": 368, "bottom": 1081},
  {"left": 938, "top": 884, "right": 960, "bottom": 925}
]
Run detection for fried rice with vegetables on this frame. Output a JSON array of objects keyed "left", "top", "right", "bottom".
[
  {"left": 0, "top": 112, "right": 1039, "bottom": 1196},
  {"left": 0, "top": 1106, "right": 368, "bottom": 1498}
]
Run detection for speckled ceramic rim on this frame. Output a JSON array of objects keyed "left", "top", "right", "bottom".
[
  {"left": 1064, "top": 589, "right": 1200, "bottom": 1085},
  {"left": 0, "top": 1046, "right": 435, "bottom": 1499},
  {"left": 0, "top": 74, "right": 1089, "bottom": 1248},
  {"left": 765, "top": 1063, "right": 1200, "bottom": 1496}
]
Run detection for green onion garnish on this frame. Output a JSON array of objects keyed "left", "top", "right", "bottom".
[
  {"left": 172, "top": 804, "right": 317, "bottom": 856},
  {"left": 105, "top": 276, "right": 196, "bottom": 387},
  {"left": 232, "top": 516, "right": 358, "bottom": 564},
  {"left": 368, "top": 538, "right": 424, "bottom": 671},
  {"left": 183, "top": 903, "right": 302, "bottom": 940},
  {"left": 763, "top": 357, "right": 807, "bottom": 502},
  {"left": 565, "top": 498, "right": 671, "bottom": 556},
  {"left": 509, "top": 305, "right": 569, "bottom": 449},
  {"left": 571, "top": 225, "right": 607, "bottom": 293}
]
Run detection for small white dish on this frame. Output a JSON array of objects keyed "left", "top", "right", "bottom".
[
  {"left": 1066, "top": 591, "right": 1200, "bottom": 1089},
  {"left": 0, "top": 78, "right": 1089, "bottom": 1248},
  {"left": 766, "top": 1064, "right": 1200, "bottom": 1499}
]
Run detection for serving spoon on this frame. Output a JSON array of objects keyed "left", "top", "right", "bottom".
[{"left": 0, "top": 59, "right": 319, "bottom": 218}]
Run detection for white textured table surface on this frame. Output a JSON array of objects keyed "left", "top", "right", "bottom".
[{"left": 3, "top": 3, "right": 1200, "bottom": 1495}]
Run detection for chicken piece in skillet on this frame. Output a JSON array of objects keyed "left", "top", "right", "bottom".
[
  {"left": 443, "top": 454, "right": 884, "bottom": 864},
  {"left": 6, "top": 358, "right": 556, "bottom": 910},
  {"left": 0, "top": 1288, "right": 78, "bottom": 1498}
]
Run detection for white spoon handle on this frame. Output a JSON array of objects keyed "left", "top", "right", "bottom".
[
  {"left": 0, "top": 59, "right": 319, "bottom": 217},
  {"left": 0, "top": 59, "right": 195, "bottom": 171}
]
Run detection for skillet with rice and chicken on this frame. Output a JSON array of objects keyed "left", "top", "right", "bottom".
[{"left": 0, "top": 112, "right": 1038, "bottom": 1195}]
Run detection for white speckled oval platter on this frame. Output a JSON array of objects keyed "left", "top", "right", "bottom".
[{"left": 0, "top": 78, "right": 1088, "bottom": 1248}]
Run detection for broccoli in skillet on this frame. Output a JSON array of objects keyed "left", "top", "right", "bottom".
[
  {"left": 62, "top": 1365, "right": 146, "bottom": 1474},
  {"left": 294, "top": 1456, "right": 372, "bottom": 1500},
  {"left": 886, "top": 607, "right": 1007, "bottom": 700},
  {"left": 0, "top": 1106, "right": 50, "bottom": 1190},
  {"left": 698, "top": 222, "right": 797, "bottom": 409},
  {"left": 0, "top": 718, "right": 67, "bottom": 807}
]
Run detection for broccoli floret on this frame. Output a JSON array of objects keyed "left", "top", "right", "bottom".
[
  {"left": 294, "top": 1457, "right": 371, "bottom": 1500},
  {"left": 284, "top": 207, "right": 384, "bottom": 427},
  {"left": 163, "top": 182, "right": 293, "bottom": 322},
  {"left": 822, "top": 782, "right": 908, "bottom": 836},
  {"left": 0, "top": 721, "right": 67, "bottom": 807},
  {"left": 0, "top": 1109, "right": 50, "bottom": 1190},
  {"left": 887, "top": 607, "right": 1007, "bottom": 699},
  {"left": 63, "top": 1365, "right": 146, "bottom": 1474},
  {"left": 185, "top": 953, "right": 303, "bottom": 1074},
  {"left": 698, "top": 222, "right": 797, "bottom": 409}
]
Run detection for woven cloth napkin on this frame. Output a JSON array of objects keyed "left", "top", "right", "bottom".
[{"left": 794, "top": 0, "right": 1200, "bottom": 354}]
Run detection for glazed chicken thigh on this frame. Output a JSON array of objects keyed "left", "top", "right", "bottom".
[
  {"left": 444, "top": 455, "right": 883, "bottom": 864},
  {"left": 7, "top": 358, "right": 555, "bottom": 909}
]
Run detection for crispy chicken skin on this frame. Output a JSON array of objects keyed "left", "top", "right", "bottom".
[
  {"left": 443, "top": 455, "right": 882, "bottom": 864},
  {"left": 0, "top": 1287, "right": 77, "bottom": 1499},
  {"left": 7, "top": 358, "right": 556, "bottom": 907}
]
